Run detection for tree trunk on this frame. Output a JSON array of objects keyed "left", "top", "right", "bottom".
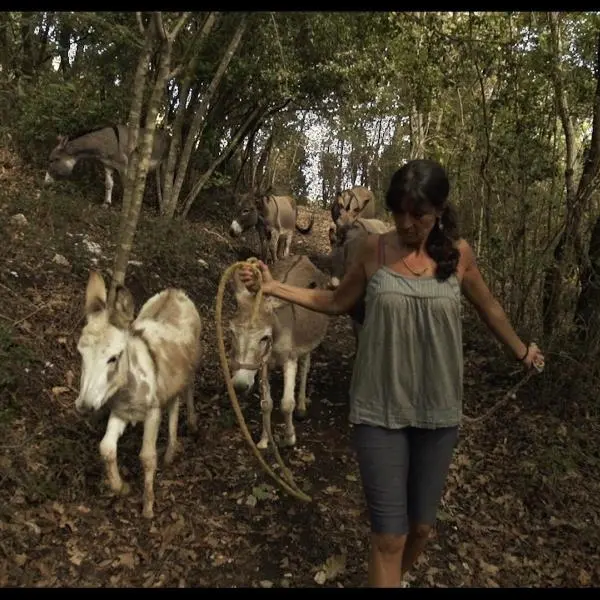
[
  {"left": 110, "top": 12, "right": 189, "bottom": 304},
  {"left": 181, "top": 103, "right": 264, "bottom": 218},
  {"left": 163, "top": 14, "right": 248, "bottom": 219},
  {"left": 160, "top": 12, "right": 218, "bottom": 216},
  {"left": 543, "top": 12, "right": 597, "bottom": 338}
]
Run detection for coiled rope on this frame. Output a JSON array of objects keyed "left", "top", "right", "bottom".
[{"left": 215, "top": 258, "right": 311, "bottom": 503}]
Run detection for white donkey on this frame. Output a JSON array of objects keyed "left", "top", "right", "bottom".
[
  {"left": 228, "top": 255, "right": 329, "bottom": 449},
  {"left": 76, "top": 271, "right": 202, "bottom": 518}
]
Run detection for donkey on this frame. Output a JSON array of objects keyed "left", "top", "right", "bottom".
[
  {"left": 44, "top": 124, "right": 170, "bottom": 207},
  {"left": 228, "top": 255, "right": 329, "bottom": 449},
  {"left": 328, "top": 218, "right": 391, "bottom": 342},
  {"left": 76, "top": 271, "right": 202, "bottom": 519},
  {"left": 330, "top": 185, "right": 376, "bottom": 231},
  {"left": 228, "top": 193, "right": 315, "bottom": 264}
]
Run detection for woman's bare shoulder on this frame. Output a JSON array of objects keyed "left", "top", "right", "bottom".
[{"left": 456, "top": 238, "right": 477, "bottom": 269}]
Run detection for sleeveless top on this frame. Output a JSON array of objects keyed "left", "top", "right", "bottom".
[{"left": 348, "top": 237, "right": 463, "bottom": 429}]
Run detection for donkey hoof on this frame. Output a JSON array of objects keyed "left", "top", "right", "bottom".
[
  {"left": 188, "top": 418, "right": 198, "bottom": 434},
  {"left": 256, "top": 439, "right": 269, "bottom": 450},
  {"left": 142, "top": 505, "right": 154, "bottom": 519},
  {"left": 164, "top": 448, "right": 176, "bottom": 466},
  {"left": 281, "top": 434, "right": 296, "bottom": 448},
  {"left": 118, "top": 481, "right": 131, "bottom": 496},
  {"left": 295, "top": 408, "right": 308, "bottom": 421}
]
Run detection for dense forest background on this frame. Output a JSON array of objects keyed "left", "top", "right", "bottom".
[{"left": 1, "top": 11, "right": 600, "bottom": 588}]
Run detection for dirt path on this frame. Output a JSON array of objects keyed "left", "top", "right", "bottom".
[{"left": 1, "top": 162, "right": 599, "bottom": 587}]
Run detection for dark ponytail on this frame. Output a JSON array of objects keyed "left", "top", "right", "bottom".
[{"left": 426, "top": 203, "right": 460, "bottom": 282}]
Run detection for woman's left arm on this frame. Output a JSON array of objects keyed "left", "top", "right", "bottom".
[{"left": 458, "top": 239, "right": 528, "bottom": 360}]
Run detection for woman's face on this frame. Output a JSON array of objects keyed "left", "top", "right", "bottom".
[{"left": 391, "top": 197, "right": 441, "bottom": 247}]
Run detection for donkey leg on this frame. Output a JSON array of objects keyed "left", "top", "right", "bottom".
[
  {"left": 185, "top": 384, "right": 198, "bottom": 434},
  {"left": 295, "top": 353, "right": 311, "bottom": 421},
  {"left": 99, "top": 412, "right": 129, "bottom": 495},
  {"left": 257, "top": 376, "right": 274, "bottom": 450},
  {"left": 103, "top": 167, "right": 114, "bottom": 206},
  {"left": 269, "top": 231, "right": 280, "bottom": 264},
  {"left": 140, "top": 407, "right": 161, "bottom": 519},
  {"left": 283, "top": 232, "right": 293, "bottom": 258},
  {"left": 281, "top": 358, "right": 298, "bottom": 447},
  {"left": 164, "top": 397, "right": 180, "bottom": 466}
]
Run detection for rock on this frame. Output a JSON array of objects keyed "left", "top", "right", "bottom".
[
  {"left": 10, "top": 213, "right": 27, "bottom": 226},
  {"left": 52, "top": 253, "right": 70, "bottom": 267}
]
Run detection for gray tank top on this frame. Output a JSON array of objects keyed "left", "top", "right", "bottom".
[{"left": 349, "top": 243, "right": 463, "bottom": 429}]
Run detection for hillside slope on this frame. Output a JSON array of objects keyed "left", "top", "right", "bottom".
[{"left": 0, "top": 148, "right": 598, "bottom": 588}]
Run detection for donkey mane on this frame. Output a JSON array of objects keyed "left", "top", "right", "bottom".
[{"left": 67, "top": 123, "right": 118, "bottom": 142}]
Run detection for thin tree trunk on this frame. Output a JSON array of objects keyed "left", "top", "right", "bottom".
[
  {"left": 160, "top": 12, "right": 218, "bottom": 215},
  {"left": 542, "top": 11, "right": 582, "bottom": 337},
  {"left": 181, "top": 103, "right": 264, "bottom": 218},
  {"left": 110, "top": 12, "right": 190, "bottom": 303},
  {"left": 164, "top": 14, "right": 248, "bottom": 219}
]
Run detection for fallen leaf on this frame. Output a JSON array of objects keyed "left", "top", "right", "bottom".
[
  {"left": 52, "top": 502, "right": 65, "bottom": 515},
  {"left": 579, "top": 569, "right": 591, "bottom": 586},
  {"left": 68, "top": 548, "right": 86, "bottom": 566},
  {"left": 314, "top": 571, "right": 327, "bottom": 585},
  {"left": 259, "top": 580, "right": 273, "bottom": 588},
  {"left": 301, "top": 452, "right": 316, "bottom": 463},
  {"left": 52, "top": 386, "right": 70, "bottom": 396},
  {"left": 117, "top": 552, "right": 136, "bottom": 570},
  {"left": 320, "top": 553, "right": 346, "bottom": 582},
  {"left": 14, "top": 554, "right": 27, "bottom": 567}
]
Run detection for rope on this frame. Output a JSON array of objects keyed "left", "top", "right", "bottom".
[
  {"left": 463, "top": 351, "right": 544, "bottom": 425},
  {"left": 214, "top": 258, "right": 311, "bottom": 503}
]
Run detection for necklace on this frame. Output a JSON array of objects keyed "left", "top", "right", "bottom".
[{"left": 401, "top": 255, "right": 428, "bottom": 277}]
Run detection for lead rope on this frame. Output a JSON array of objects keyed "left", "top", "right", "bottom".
[
  {"left": 463, "top": 342, "right": 545, "bottom": 425},
  {"left": 215, "top": 258, "right": 311, "bottom": 503}
]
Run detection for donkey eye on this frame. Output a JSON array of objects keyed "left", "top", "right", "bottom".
[
  {"left": 107, "top": 354, "right": 120, "bottom": 365},
  {"left": 260, "top": 335, "right": 271, "bottom": 344}
]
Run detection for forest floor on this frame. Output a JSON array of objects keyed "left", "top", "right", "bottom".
[{"left": 0, "top": 146, "right": 599, "bottom": 588}]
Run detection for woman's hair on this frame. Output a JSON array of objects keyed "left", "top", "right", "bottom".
[{"left": 385, "top": 159, "right": 460, "bottom": 281}]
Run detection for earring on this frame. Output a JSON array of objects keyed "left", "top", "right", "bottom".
[{"left": 438, "top": 217, "right": 444, "bottom": 231}]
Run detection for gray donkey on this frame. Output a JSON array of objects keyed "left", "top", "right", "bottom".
[{"left": 44, "top": 124, "right": 170, "bottom": 207}]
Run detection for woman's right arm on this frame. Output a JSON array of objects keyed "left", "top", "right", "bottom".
[{"left": 242, "top": 236, "right": 375, "bottom": 316}]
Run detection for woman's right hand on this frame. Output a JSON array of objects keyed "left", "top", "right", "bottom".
[{"left": 238, "top": 261, "right": 275, "bottom": 295}]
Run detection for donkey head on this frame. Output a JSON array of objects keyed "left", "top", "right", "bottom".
[
  {"left": 227, "top": 268, "right": 276, "bottom": 395},
  {"left": 75, "top": 271, "right": 136, "bottom": 413},
  {"left": 45, "top": 134, "right": 78, "bottom": 184},
  {"left": 229, "top": 193, "right": 260, "bottom": 237},
  {"left": 335, "top": 190, "right": 371, "bottom": 228}
]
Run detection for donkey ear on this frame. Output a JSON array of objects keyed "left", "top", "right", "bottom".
[
  {"left": 111, "top": 286, "right": 135, "bottom": 328},
  {"left": 56, "top": 134, "right": 68, "bottom": 147},
  {"left": 255, "top": 195, "right": 268, "bottom": 209},
  {"left": 84, "top": 271, "right": 107, "bottom": 316}
]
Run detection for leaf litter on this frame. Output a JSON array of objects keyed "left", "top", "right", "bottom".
[{"left": 0, "top": 159, "right": 599, "bottom": 587}]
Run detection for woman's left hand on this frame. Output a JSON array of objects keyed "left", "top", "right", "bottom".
[{"left": 522, "top": 342, "right": 545, "bottom": 372}]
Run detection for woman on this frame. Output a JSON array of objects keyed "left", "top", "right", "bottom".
[{"left": 238, "top": 159, "right": 545, "bottom": 588}]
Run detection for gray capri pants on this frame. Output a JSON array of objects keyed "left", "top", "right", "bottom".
[{"left": 353, "top": 424, "right": 459, "bottom": 535}]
